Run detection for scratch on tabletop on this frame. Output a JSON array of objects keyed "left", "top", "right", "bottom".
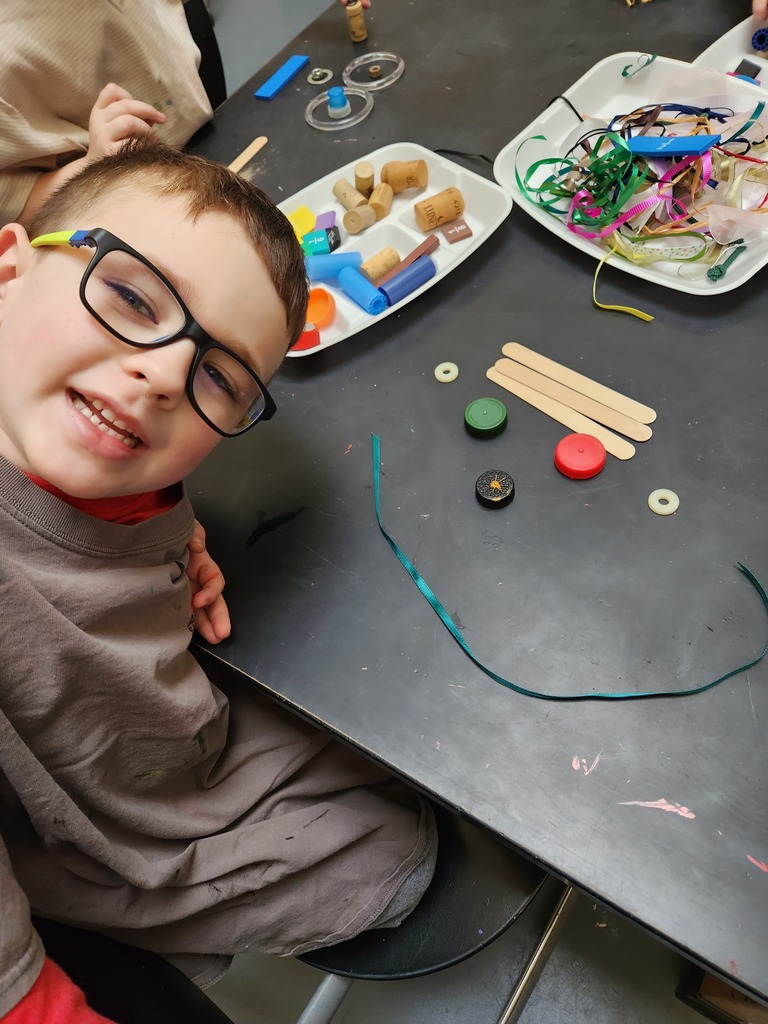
[
  {"left": 572, "top": 752, "right": 602, "bottom": 775},
  {"left": 618, "top": 798, "right": 695, "bottom": 819}
]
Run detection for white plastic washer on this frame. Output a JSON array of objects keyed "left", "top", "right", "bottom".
[
  {"left": 342, "top": 52, "right": 405, "bottom": 92},
  {"left": 648, "top": 488, "right": 679, "bottom": 516},
  {"left": 434, "top": 361, "right": 459, "bottom": 383},
  {"left": 304, "top": 87, "right": 374, "bottom": 131}
]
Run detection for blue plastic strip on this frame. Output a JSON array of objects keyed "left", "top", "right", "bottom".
[
  {"left": 626, "top": 135, "right": 721, "bottom": 157},
  {"left": 371, "top": 434, "right": 768, "bottom": 702},
  {"left": 254, "top": 55, "right": 310, "bottom": 100}
]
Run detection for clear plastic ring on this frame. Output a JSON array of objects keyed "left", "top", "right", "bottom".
[
  {"left": 342, "top": 52, "right": 405, "bottom": 92},
  {"left": 304, "top": 87, "right": 374, "bottom": 132}
]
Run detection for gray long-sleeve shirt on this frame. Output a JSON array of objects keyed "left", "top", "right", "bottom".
[{"left": 0, "top": 456, "right": 432, "bottom": 1014}]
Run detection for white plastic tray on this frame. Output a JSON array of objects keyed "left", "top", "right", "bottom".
[
  {"left": 279, "top": 142, "right": 512, "bottom": 356},
  {"left": 695, "top": 16, "right": 768, "bottom": 79},
  {"left": 492, "top": 50, "right": 768, "bottom": 295}
]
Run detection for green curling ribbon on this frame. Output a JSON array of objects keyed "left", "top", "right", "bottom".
[{"left": 371, "top": 434, "right": 768, "bottom": 702}]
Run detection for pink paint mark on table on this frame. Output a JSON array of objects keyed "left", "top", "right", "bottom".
[
  {"left": 571, "top": 752, "right": 602, "bottom": 775},
  {"left": 747, "top": 854, "right": 768, "bottom": 872},
  {"left": 618, "top": 798, "right": 695, "bottom": 819},
  {"left": 344, "top": 444, "right": 353, "bottom": 455}
]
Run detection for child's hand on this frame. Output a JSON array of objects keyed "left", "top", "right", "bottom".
[
  {"left": 86, "top": 82, "right": 166, "bottom": 161},
  {"left": 187, "top": 520, "right": 232, "bottom": 644},
  {"left": 755, "top": 0, "right": 768, "bottom": 19},
  {"left": 337, "top": 0, "right": 372, "bottom": 7}
]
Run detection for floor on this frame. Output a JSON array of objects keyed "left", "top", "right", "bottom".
[{"left": 204, "top": 3, "right": 708, "bottom": 1021}]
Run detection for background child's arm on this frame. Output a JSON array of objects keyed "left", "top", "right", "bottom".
[
  {"left": 187, "top": 519, "right": 232, "bottom": 644},
  {"left": 16, "top": 83, "right": 166, "bottom": 229}
]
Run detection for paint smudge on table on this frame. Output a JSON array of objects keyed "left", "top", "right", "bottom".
[
  {"left": 747, "top": 855, "right": 768, "bottom": 872},
  {"left": 618, "top": 798, "right": 695, "bottom": 819},
  {"left": 571, "top": 752, "right": 602, "bottom": 775}
]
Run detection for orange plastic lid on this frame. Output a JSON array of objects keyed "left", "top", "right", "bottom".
[{"left": 307, "top": 287, "right": 336, "bottom": 329}]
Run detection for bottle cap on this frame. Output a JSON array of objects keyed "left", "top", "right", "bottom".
[
  {"left": 554, "top": 433, "right": 606, "bottom": 479},
  {"left": 475, "top": 470, "right": 515, "bottom": 509},
  {"left": 291, "top": 323, "right": 321, "bottom": 351},
  {"left": 327, "top": 86, "right": 352, "bottom": 119},
  {"left": 307, "top": 288, "right": 336, "bottom": 328},
  {"left": 464, "top": 398, "right": 508, "bottom": 438}
]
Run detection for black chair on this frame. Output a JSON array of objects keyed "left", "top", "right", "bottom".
[
  {"left": 294, "top": 803, "right": 577, "bottom": 1024},
  {"left": 183, "top": 0, "right": 227, "bottom": 108},
  {"left": 32, "top": 916, "right": 236, "bottom": 1024}
]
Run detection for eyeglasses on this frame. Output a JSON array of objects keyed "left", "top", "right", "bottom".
[{"left": 29, "top": 228, "right": 276, "bottom": 437}]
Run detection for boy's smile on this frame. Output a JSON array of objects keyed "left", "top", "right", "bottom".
[{"left": 0, "top": 192, "right": 290, "bottom": 498}]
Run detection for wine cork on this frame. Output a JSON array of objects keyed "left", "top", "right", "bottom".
[
  {"left": 380, "top": 159, "right": 428, "bottom": 193},
  {"left": 414, "top": 187, "right": 465, "bottom": 232},
  {"left": 345, "top": 0, "right": 368, "bottom": 42},
  {"left": 332, "top": 178, "right": 368, "bottom": 210},
  {"left": 354, "top": 161, "right": 375, "bottom": 197},
  {"left": 360, "top": 246, "right": 401, "bottom": 283},
  {"left": 343, "top": 204, "right": 376, "bottom": 235},
  {"left": 368, "top": 182, "right": 394, "bottom": 220}
]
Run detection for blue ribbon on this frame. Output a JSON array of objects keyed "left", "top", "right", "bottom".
[{"left": 372, "top": 433, "right": 768, "bottom": 701}]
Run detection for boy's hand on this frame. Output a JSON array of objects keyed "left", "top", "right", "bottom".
[
  {"left": 187, "top": 520, "right": 232, "bottom": 644},
  {"left": 755, "top": 0, "right": 768, "bottom": 18},
  {"left": 337, "top": 0, "right": 372, "bottom": 7},
  {"left": 87, "top": 82, "right": 166, "bottom": 161}
]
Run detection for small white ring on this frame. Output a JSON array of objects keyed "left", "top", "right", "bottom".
[
  {"left": 342, "top": 52, "right": 405, "bottom": 92},
  {"left": 435, "top": 361, "right": 459, "bottom": 383},
  {"left": 648, "top": 488, "right": 679, "bottom": 516}
]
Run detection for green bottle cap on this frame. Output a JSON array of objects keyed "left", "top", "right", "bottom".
[{"left": 464, "top": 397, "right": 508, "bottom": 438}]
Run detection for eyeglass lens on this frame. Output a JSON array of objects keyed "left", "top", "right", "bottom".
[{"left": 85, "top": 249, "right": 266, "bottom": 434}]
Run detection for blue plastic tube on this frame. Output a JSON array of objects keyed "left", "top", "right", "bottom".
[
  {"left": 378, "top": 254, "right": 437, "bottom": 307},
  {"left": 305, "top": 252, "right": 363, "bottom": 282},
  {"left": 336, "top": 266, "right": 387, "bottom": 315}
]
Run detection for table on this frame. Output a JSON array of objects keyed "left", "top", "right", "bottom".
[{"left": 189, "top": 0, "right": 768, "bottom": 1003}]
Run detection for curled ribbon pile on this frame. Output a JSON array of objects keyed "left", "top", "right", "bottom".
[{"left": 519, "top": 97, "right": 768, "bottom": 283}]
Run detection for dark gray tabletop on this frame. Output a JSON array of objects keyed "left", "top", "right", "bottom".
[{"left": 189, "top": 0, "right": 768, "bottom": 1002}]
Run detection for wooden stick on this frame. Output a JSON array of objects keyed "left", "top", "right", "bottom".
[
  {"left": 501, "top": 342, "right": 656, "bottom": 425},
  {"left": 486, "top": 367, "right": 636, "bottom": 460},
  {"left": 228, "top": 136, "right": 268, "bottom": 173},
  {"left": 374, "top": 234, "right": 440, "bottom": 287},
  {"left": 494, "top": 359, "right": 652, "bottom": 442}
]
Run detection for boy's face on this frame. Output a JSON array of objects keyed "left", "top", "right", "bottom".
[{"left": 0, "top": 191, "right": 289, "bottom": 498}]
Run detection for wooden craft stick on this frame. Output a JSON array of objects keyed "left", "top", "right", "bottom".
[
  {"left": 486, "top": 367, "right": 636, "bottom": 460},
  {"left": 501, "top": 342, "right": 656, "bottom": 425},
  {"left": 494, "top": 359, "right": 652, "bottom": 442},
  {"left": 375, "top": 234, "right": 440, "bottom": 287},
  {"left": 228, "top": 136, "right": 268, "bottom": 173}
]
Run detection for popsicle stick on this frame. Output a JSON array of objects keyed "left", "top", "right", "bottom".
[
  {"left": 501, "top": 342, "right": 656, "bottom": 425},
  {"left": 228, "top": 136, "right": 268, "bottom": 173},
  {"left": 494, "top": 359, "right": 652, "bottom": 442},
  {"left": 486, "top": 367, "right": 636, "bottom": 460}
]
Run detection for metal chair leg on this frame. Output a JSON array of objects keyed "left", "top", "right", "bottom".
[
  {"left": 495, "top": 884, "right": 579, "bottom": 1024},
  {"left": 295, "top": 973, "right": 354, "bottom": 1024}
]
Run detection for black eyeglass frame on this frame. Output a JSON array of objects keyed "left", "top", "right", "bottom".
[{"left": 41, "top": 228, "right": 277, "bottom": 437}]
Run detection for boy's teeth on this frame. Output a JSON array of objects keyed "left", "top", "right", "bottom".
[{"left": 73, "top": 393, "right": 141, "bottom": 448}]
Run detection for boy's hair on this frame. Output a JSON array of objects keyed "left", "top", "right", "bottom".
[{"left": 28, "top": 139, "right": 308, "bottom": 348}]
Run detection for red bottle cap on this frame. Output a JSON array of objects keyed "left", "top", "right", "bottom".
[
  {"left": 291, "top": 322, "right": 321, "bottom": 351},
  {"left": 554, "top": 433, "right": 606, "bottom": 479}
]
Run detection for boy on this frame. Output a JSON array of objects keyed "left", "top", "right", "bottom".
[{"left": 0, "top": 139, "right": 435, "bottom": 1022}]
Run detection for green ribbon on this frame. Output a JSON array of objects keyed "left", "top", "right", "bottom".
[{"left": 372, "top": 434, "right": 768, "bottom": 701}]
